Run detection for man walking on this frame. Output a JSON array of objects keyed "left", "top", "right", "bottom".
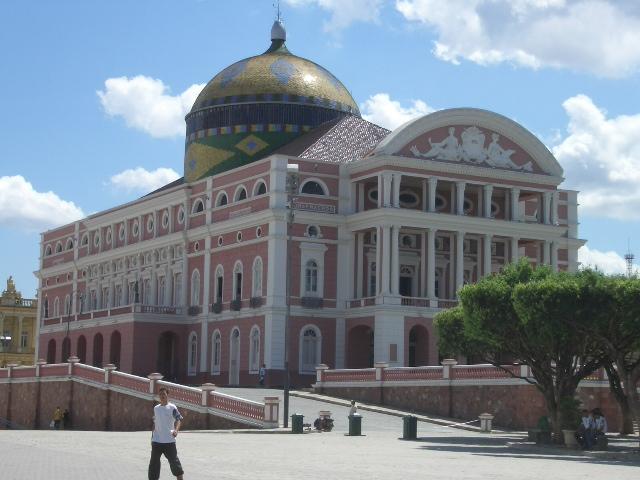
[{"left": 149, "top": 387, "right": 185, "bottom": 480}]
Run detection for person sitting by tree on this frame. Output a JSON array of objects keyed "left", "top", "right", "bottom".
[{"left": 575, "top": 409, "right": 594, "bottom": 449}]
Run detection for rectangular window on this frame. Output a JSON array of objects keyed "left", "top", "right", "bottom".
[
  {"left": 235, "top": 273, "right": 242, "bottom": 300},
  {"left": 216, "top": 277, "right": 223, "bottom": 302},
  {"left": 21, "top": 331, "right": 28, "bottom": 348}
]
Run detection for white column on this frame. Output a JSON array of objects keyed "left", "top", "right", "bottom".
[
  {"left": 266, "top": 220, "right": 287, "bottom": 306},
  {"left": 337, "top": 226, "right": 354, "bottom": 308},
  {"left": 455, "top": 232, "right": 465, "bottom": 296},
  {"left": 483, "top": 184, "right": 493, "bottom": 218},
  {"left": 427, "top": 229, "right": 436, "bottom": 299},
  {"left": 456, "top": 182, "right": 466, "bottom": 215},
  {"left": 391, "top": 225, "right": 400, "bottom": 295},
  {"left": 422, "top": 179, "right": 428, "bottom": 211},
  {"left": 377, "top": 174, "right": 383, "bottom": 208},
  {"left": 420, "top": 231, "right": 427, "bottom": 297},
  {"left": 543, "top": 192, "right": 552, "bottom": 224},
  {"left": 376, "top": 225, "right": 382, "bottom": 295},
  {"left": 201, "top": 236, "right": 211, "bottom": 372},
  {"left": 428, "top": 177, "right": 438, "bottom": 212},
  {"left": 511, "top": 237, "right": 520, "bottom": 263},
  {"left": 483, "top": 234, "right": 492, "bottom": 277},
  {"left": 350, "top": 182, "right": 357, "bottom": 214},
  {"left": 511, "top": 188, "right": 521, "bottom": 221},
  {"left": 392, "top": 173, "right": 402, "bottom": 208},
  {"left": 382, "top": 173, "right": 392, "bottom": 207},
  {"left": 551, "top": 191, "right": 559, "bottom": 225},
  {"left": 381, "top": 225, "right": 391, "bottom": 294},
  {"left": 551, "top": 241, "right": 559, "bottom": 272},
  {"left": 356, "top": 232, "right": 364, "bottom": 298}
]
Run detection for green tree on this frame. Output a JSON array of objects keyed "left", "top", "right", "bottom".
[{"left": 435, "top": 260, "right": 604, "bottom": 441}]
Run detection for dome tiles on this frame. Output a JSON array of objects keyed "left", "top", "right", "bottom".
[{"left": 184, "top": 21, "right": 359, "bottom": 182}]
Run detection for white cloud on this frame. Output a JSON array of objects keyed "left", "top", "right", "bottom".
[
  {"left": 108, "top": 167, "right": 181, "bottom": 194},
  {"left": 395, "top": 0, "right": 640, "bottom": 77},
  {"left": 0, "top": 176, "right": 84, "bottom": 232},
  {"left": 97, "top": 76, "right": 204, "bottom": 138},
  {"left": 552, "top": 94, "right": 640, "bottom": 220},
  {"left": 578, "top": 245, "right": 638, "bottom": 276},
  {"left": 360, "top": 93, "right": 434, "bottom": 130},
  {"left": 285, "top": 0, "right": 384, "bottom": 32}
]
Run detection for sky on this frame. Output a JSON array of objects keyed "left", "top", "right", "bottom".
[{"left": 1, "top": 0, "right": 639, "bottom": 297}]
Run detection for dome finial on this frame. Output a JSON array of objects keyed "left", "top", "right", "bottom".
[{"left": 271, "top": 0, "right": 286, "bottom": 41}]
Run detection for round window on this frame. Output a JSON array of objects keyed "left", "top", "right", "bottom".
[
  {"left": 399, "top": 191, "right": 419, "bottom": 207},
  {"left": 178, "top": 207, "right": 185, "bottom": 225},
  {"left": 147, "top": 216, "right": 154, "bottom": 233},
  {"left": 94, "top": 232, "right": 100, "bottom": 247},
  {"left": 491, "top": 202, "right": 500, "bottom": 216},
  {"left": 194, "top": 242, "right": 200, "bottom": 252},
  {"left": 162, "top": 211, "right": 169, "bottom": 228},
  {"left": 119, "top": 225, "right": 125, "bottom": 241},
  {"left": 132, "top": 221, "right": 139, "bottom": 237},
  {"left": 237, "top": 231, "right": 243, "bottom": 242},
  {"left": 435, "top": 195, "right": 446, "bottom": 211},
  {"left": 256, "top": 226, "right": 263, "bottom": 237},
  {"left": 307, "top": 225, "right": 319, "bottom": 238},
  {"left": 367, "top": 189, "right": 378, "bottom": 202},
  {"left": 217, "top": 236, "right": 224, "bottom": 247},
  {"left": 106, "top": 229, "right": 112, "bottom": 245}
]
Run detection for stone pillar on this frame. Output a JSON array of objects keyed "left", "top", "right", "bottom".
[
  {"left": 483, "top": 184, "right": 493, "bottom": 218},
  {"left": 479, "top": 413, "right": 494, "bottom": 433},
  {"left": 315, "top": 363, "right": 329, "bottom": 383},
  {"left": 422, "top": 179, "right": 428, "bottom": 211},
  {"left": 356, "top": 232, "right": 364, "bottom": 298},
  {"left": 201, "top": 237, "right": 212, "bottom": 371},
  {"left": 392, "top": 173, "right": 402, "bottom": 208},
  {"left": 391, "top": 225, "right": 400, "bottom": 295},
  {"left": 543, "top": 191, "right": 552, "bottom": 224},
  {"left": 428, "top": 177, "right": 438, "bottom": 212},
  {"left": 511, "top": 237, "right": 520, "bottom": 263},
  {"left": 201, "top": 383, "right": 216, "bottom": 407},
  {"left": 551, "top": 241, "right": 559, "bottom": 272},
  {"left": 483, "top": 234, "right": 492, "bottom": 277},
  {"left": 427, "top": 229, "right": 437, "bottom": 300},
  {"left": 543, "top": 240, "right": 551, "bottom": 265},
  {"left": 455, "top": 232, "right": 465, "bottom": 295},
  {"left": 551, "top": 191, "right": 559, "bottom": 225},
  {"left": 456, "top": 182, "right": 466, "bottom": 215},
  {"left": 104, "top": 363, "right": 117, "bottom": 384},
  {"left": 382, "top": 173, "right": 392, "bottom": 207},
  {"left": 420, "top": 231, "right": 427, "bottom": 297},
  {"left": 68, "top": 355, "right": 80, "bottom": 374},
  {"left": 374, "top": 361, "right": 388, "bottom": 381},
  {"left": 263, "top": 396, "right": 280, "bottom": 427},
  {"left": 511, "top": 188, "right": 521, "bottom": 221},
  {"left": 376, "top": 225, "right": 382, "bottom": 295},
  {"left": 148, "top": 372, "right": 163, "bottom": 395},
  {"left": 381, "top": 225, "right": 391, "bottom": 294},
  {"left": 441, "top": 358, "right": 458, "bottom": 379},
  {"left": 377, "top": 174, "right": 383, "bottom": 208}
]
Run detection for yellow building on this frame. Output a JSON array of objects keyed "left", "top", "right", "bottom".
[{"left": 0, "top": 277, "right": 37, "bottom": 367}]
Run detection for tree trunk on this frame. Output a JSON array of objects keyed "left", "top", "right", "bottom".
[{"left": 605, "top": 362, "right": 636, "bottom": 435}]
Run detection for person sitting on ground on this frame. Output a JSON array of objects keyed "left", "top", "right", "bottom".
[
  {"left": 575, "top": 409, "right": 594, "bottom": 449},
  {"left": 348, "top": 400, "right": 358, "bottom": 417},
  {"left": 52, "top": 406, "right": 62, "bottom": 430}
]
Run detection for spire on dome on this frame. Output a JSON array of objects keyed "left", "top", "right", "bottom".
[{"left": 271, "top": 0, "right": 286, "bottom": 41}]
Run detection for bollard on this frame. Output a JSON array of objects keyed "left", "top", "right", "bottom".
[
  {"left": 479, "top": 413, "right": 494, "bottom": 433},
  {"left": 402, "top": 415, "right": 417, "bottom": 440}
]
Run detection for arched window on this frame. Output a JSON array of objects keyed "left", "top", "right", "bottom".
[
  {"left": 55, "top": 242, "right": 63, "bottom": 254},
  {"left": 215, "top": 192, "right": 228, "bottom": 207},
  {"left": 252, "top": 257, "right": 263, "bottom": 297},
  {"left": 234, "top": 186, "right": 247, "bottom": 202},
  {"left": 47, "top": 339, "right": 56, "bottom": 363},
  {"left": 45, "top": 245, "right": 52, "bottom": 256},
  {"left": 77, "top": 335, "right": 87, "bottom": 363},
  {"left": 53, "top": 297, "right": 60, "bottom": 317},
  {"left": 110, "top": 331, "right": 121, "bottom": 368},
  {"left": 253, "top": 181, "right": 267, "bottom": 196},
  {"left": 43, "top": 297, "right": 49, "bottom": 318},
  {"left": 66, "top": 238, "right": 74, "bottom": 250},
  {"left": 64, "top": 294, "right": 71, "bottom": 316},
  {"left": 304, "top": 260, "right": 318, "bottom": 295},
  {"left": 61, "top": 337, "right": 71, "bottom": 363},
  {"left": 188, "top": 331, "right": 198, "bottom": 375},
  {"left": 80, "top": 234, "right": 89, "bottom": 246},
  {"left": 211, "top": 330, "right": 221, "bottom": 374},
  {"left": 173, "top": 272, "right": 182, "bottom": 306},
  {"left": 192, "top": 199, "right": 205, "bottom": 214},
  {"left": 249, "top": 326, "right": 260, "bottom": 373},
  {"left": 299, "top": 326, "right": 321, "bottom": 373},
  {"left": 215, "top": 265, "right": 224, "bottom": 303},
  {"left": 93, "top": 333, "right": 103, "bottom": 367},
  {"left": 191, "top": 269, "right": 201, "bottom": 306},
  {"left": 301, "top": 180, "right": 326, "bottom": 196},
  {"left": 233, "top": 262, "right": 243, "bottom": 301}
]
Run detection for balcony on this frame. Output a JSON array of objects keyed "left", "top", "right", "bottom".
[
  {"left": 41, "top": 303, "right": 184, "bottom": 326},
  {"left": 346, "top": 296, "right": 458, "bottom": 309}
]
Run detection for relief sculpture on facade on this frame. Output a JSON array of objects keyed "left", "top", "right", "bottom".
[{"left": 410, "top": 126, "right": 533, "bottom": 171}]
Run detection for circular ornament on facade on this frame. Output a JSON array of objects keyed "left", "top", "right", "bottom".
[
  {"left": 178, "top": 207, "right": 185, "bottom": 225},
  {"left": 106, "top": 228, "right": 112, "bottom": 245},
  {"left": 217, "top": 236, "right": 224, "bottom": 247},
  {"left": 491, "top": 201, "right": 500, "bottom": 217},
  {"left": 132, "top": 220, "right": 140, "bottom": 237},
  {"left": 94, "top": 232, "right": 100, "bottom": 247},
  {"left": 119, "top": 225, "right": 125, "bottom": 241},
  {"left": 194, "top": 241, "right": 200, "bottom": 252},
  {"left": 306, "top": 225, "right": 320, "bottom": 238},
  {"left": 435, "top": 195, "right": 447, "bottom": 211},
  {"left": 368, "top": 188, "right": 378, "bottom": 203},
  {"left": 399, "top": 191, "right": 419, "bottom": 208},
  {"left": 256, "top": 226, "right": 263, "bottom": 238},
  {"left": 147, "top": 216, "right": 154, "bottom": 233},
  {"left": 236, "top": 231, "right": 243, "bottom": 242},
  {"left": 162, "top": 210, "right": 170, "bottom": 229}
]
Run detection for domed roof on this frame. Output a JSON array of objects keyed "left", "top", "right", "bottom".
[
  {"left": 190, "top": 27, "right": 359, "bottom": 116},
  {"left": 183, "top": 21, "right": 360, "bottom": 183}
]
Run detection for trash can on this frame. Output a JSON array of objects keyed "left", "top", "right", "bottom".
[
  {"left": 403, "top": 415, "right": 417, "bottom": 440},
  {"left": 348, "top": 414, "right": 362, "bottom": 436},
  {"left": 291, "top": 414, "right": 304, "bottom": 434}
]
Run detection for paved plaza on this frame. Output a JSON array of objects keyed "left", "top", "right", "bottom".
[{"left": 1, "top": 390, "right": 638, "bottom": 479}]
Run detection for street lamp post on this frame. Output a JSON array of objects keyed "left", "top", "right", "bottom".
[{"left": 283, "top": 163, "right": 299, "bottom": 429}]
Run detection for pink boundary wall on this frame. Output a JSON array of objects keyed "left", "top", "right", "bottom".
[
  {"left": 314, "top": 362, "right": 623, "bottom": 432},
  {"left": 0, "top": 359, "right": 279, "bottom": 430}
]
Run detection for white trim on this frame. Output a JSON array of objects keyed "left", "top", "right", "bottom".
[
  {"left": 233, "top": 184, "right": 248, "bottom": 202},
  {"left": 300, "top": 177, "right": 329, "bottom": 196}
]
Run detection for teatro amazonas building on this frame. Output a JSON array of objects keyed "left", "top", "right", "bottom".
[{"left": 36, "top": 21, "right": 583, "bottom": 386}]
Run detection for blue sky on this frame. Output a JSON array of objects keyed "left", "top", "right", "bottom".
[{"left": 1, "top": 0, "right": 639, "bottom": 296}]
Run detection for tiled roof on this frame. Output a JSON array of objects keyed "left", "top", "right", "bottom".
[
  {"left": 143, "top": 177, "right": 185, "bottom": 198},
  {"left": 274, "top": 116, "right": 390, "bottom": 163}
]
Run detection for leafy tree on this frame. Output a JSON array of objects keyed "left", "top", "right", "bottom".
[{"left": 435, "top": 260, "right": 604, "bottom": 441}]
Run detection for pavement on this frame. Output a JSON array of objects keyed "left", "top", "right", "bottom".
[{"left": 1, "top": 387, "right": 639, "bottom": 479}]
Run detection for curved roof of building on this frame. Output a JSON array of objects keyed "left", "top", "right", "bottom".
[{"left": 189, "top": 27, "right": 359, "bottom": 116}]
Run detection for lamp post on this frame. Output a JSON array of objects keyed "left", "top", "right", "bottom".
[{"left": 283, "top": 163, "right": 299, "bottom": 428}]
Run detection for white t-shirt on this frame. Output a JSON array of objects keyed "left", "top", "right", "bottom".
[{"left": 152, "top": 402, "right": 183, "bottom": 443}]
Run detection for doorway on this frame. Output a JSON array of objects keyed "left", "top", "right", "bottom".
[{"left": 157, "top": 332, "right": 178, "bottom": 382}]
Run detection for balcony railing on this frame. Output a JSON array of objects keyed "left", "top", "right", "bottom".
[{"left": 346, "top": 297, "right": 458, "bottom": 309}]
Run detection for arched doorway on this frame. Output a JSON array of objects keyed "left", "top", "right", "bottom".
[
  {"left": 77, "top": 335, "right": 87, "bottom": 364},
  {"left": 157, "top": 332, "right": 178, "bottom": 382},
  {"left": 347, "top": 325, "right": 374, "bottom": 368},
  {"left": 93, "top": 333, "right": 103, "bottom": 367},
  {"left": 61, "top": 337, "right": 71, "bottom": 362},
  {"left": 229, "top": 328, "right": 240, "bottom": 385},
  {"left": 110, "top": 331, "right": 121, "bottom": 368},
  {"left": 47, "top": 339, "right": 56, "bottom": 364},
  {"left": 408, "top": 325, "right": 429, "bottom": 367}
]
